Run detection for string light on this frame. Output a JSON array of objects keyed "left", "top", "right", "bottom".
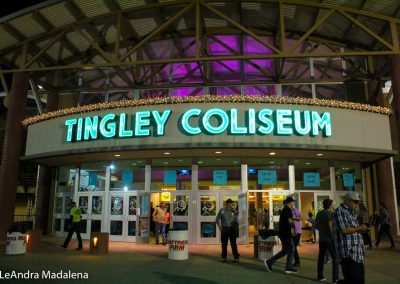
[{"left": 22, "top": 95, "right": 392, "bottom": 126}]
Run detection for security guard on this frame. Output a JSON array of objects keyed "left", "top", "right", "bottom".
[
  {"left": 216, "top": 199, "right": 240, "bottom": 262},
  {"left": 61, "top": 201, "right": 83, "bottom": 250}
]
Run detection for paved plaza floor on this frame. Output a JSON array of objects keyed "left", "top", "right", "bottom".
[{"left": 0, "top": 237, "right": 399, "bottom": 283}]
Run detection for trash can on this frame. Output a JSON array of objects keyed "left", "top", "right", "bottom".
[
  {"left": 258, "top": 236, "right": 280, "bottom": 261},
  {"left": 6, "top": 231, "right": 27, "bottom": 255},
  {"left": 168, "top": 229, "right": 189, "bottom": 260}
]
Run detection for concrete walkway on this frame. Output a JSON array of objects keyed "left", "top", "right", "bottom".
[{"left": 0, "top": 237, "right": 399, "bottom": 284}]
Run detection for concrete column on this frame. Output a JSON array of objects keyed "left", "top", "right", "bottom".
[
  {"left": 34, "top": 87, "right": 59, "bottom": 234},
  {"left": 376, "top": 158, "right": 399, "bottom": 237},
  {"left": 289, "top": 165, "right": 295, "bottom": 193},
  {"left": 241, "top": 164, "right": 248, "bottom": 194},
  {"left": 0, "top": 72, "right": 29, "bottom": 240}
]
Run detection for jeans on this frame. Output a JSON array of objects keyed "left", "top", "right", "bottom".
[
  {"left": 155, "top": 222, "right": 166, "bottom": 244},
  {"left": 340, "top": 258, "right": 365, "bottom": 284},
  {"left": 268, "top": 237, "right": 294, "bottom": 270},
  {"left": 376, "top": 224, "right": 395, "bottom": 247},
  {"left": 63, "top": 221, "right": 82, "bottom": 248},
  {"left": 221, "top": 226, "right": 239, "bottom": 259},
  {"left": 293, "top": 233, "right": 301, "bottom": 264},
  {"left": 317, "top": 240, "right": 339, "bottom": 281}
]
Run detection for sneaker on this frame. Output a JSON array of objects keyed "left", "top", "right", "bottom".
[
  {"left": 233, "top": 258, "right": 239, "bottom": 263},
  {"left": 264, "top": 259, "right": 272, "bottom": 272},
  {"left": 220, "top": 258, "right": 227, "bottom": 262},
  {"left": 284, "top": 268, "right": 298, "bottom": 274},
  {"left": 317, "top": 277, "right": 326, "bottom": 282},
  {"left": 333, "top": 279, "right": 339, "bottom": 284},
  {"left": 292, "top": 262, "right": 301, "bottom": 267},
  {"left": 75, "top": 247, "right": 82, "bottom": 251},
  {"left": 324, "top": 260, "right": 331, "bottom": 264},
  {"left": 390, "top": 245, "right": 396, "bottom": 249},
  {"left": 60, "top": 245, "right": 67, "bottom": 248}
]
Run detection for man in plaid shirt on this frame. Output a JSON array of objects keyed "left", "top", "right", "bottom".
[{"left": 333, "top": 192, "right": 369, "bottom": 284}]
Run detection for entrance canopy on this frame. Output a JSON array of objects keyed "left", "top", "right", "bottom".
[{"left": 0, "top": 0, "right": 399, "bottom": 102}]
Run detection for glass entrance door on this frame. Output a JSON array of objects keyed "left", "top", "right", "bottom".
[
  {"left": 109, "top": 192, "right": 138, "bottom": 242},
  {"left": 171, "top": 192, "right": 191, "bottom": 232},
  {"left": 270, "top": 192, "right": 289, "bottom": 231},
  {"left": 77, "top": 192, "right": 104, "bottom": 239},
  {"left": 197, "top": 191, "right": 241, "bottom": 244}
]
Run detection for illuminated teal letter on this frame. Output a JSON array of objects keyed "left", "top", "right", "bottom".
[
  {"left": 257, "top": 109, "right": 274, "bottom": 134},
  {"left": 311, "top": 111, "right": 332, "bottom": 137},
  {"left": 76, "top": 118, "right": 83, "bottom": 141},
  {"left": 181, "top": 108, "right": 201, "bottom": 135},
  {"left": 276, "top": 109, "right": 293, "bottom": 135},
  {"left": 118, "top": 113, "right": 133, "bottom": 138},
  {"left": 65, "top": 119, "right": 77, "bottom": 142},
  {"left": 293, "top": 110, "right": 311, "bottom": 135},
  {"left": 99, "top": 114, "right": 116, "bottom": 138},
  {"left": 135, "top": 111, "right": 151, "bottom": 136},
  {"left": 152, "top": 110, "right": 171, "bottom": 136},
  {"left": 202, "top": 108, "right": 229, "bottom": 134},
  {"left": 84, "top": 116, "right": 99, "bottom": 140},
  {"left": 230, "top": 108, "right": 248, "bottom": 134},
  {"left": 248, "top": 108, "right": 256, "bottom": 134}
]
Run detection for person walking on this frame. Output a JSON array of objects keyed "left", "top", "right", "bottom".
[
  {"left": 291, "top": 204, "right": 302, "bottom": 267},
  {"left": 164, "top": 207, "right": 171, "bottom": 241},
  {"left": 333, "top": 192, "right": 369, "bottom": 284},
  {"left": 152, "top": 204, "right": 166, "bottom": 245},
  {"left": 61, "top": 201, "right": 83, "bottom": 250},
  {"left": 316, "top": 198, "right": 339, "bottom": 283},
  {"left": 216, "top": 199, "right": 240, "bottom": 262},
  {"left": 357, "top": 203, "right": 373, "bottom": 249},
  {"left": 264, "top": 196, "right": 297, "bottom": 274},
  {"left": 375, "top": 202, "right": 396, "bottom": 248}
]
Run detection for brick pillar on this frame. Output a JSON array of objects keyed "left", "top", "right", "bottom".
[
  {"left": 0, "top": 72, "right": 29, "bottom": 240},
  {"left": 34, "top": 87, "right": 59, "bottom": 234},
  {"left": 376, "top": 159, "right": 399, "bottom": 237}
]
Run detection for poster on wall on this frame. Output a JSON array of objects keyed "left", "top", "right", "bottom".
[
  {"left": 122, "top": 170, "right": 134, "bottom": 187},
  {"left": 92, "top": 196, "right": 103, "bottom": 214},
  {"left": 89, "top": 172, "right": 97, "bottom": 186},
  {"left": 164, "top": 170, "right": 177, "bottom": 185},
  {"left": 173, "top": 196, "right": 188, "bottom": 216},
  {"left": 111, "top": 196, "right": 123, "bottom": 215},
  {"left": 55, "top": 197, "right": 62, "bottom": 214},
  {"left": 79, "top": 196, "right": 88, "bottom": 214},
  {"left": 342, "top": 173, "right": 354, "bottom": 187},
  {"left": 303, "top": 173, "right": 320, "bottom": 187},
  {"left": 258, "top": 170, "right": 277, "bottom": 185},
  {"left": 200, "top": 197, "right": 216, "bottom": 216},
  {"left": 213, "top": 170, "right": 227, "bottom": 185},
  {"left": 128, "top": 196, "right": 137, "bottom": 215}
]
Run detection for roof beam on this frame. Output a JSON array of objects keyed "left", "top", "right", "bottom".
[{"left": 201, "top": 1, "right": 281, "bottom": 54}]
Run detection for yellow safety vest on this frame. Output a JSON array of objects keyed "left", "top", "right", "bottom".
[{"left": 70, "top": 207, "right": 82, "bottom": 223}]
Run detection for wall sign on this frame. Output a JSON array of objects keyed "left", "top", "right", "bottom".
[
  {"left": 258, "top": 170, "right": 277, "bottom": 185},
  {"left": 164, "top": 170, "right": 177, "bottom": 185},
  {"left": 342, "top": 173, "right": 354, "bottom": 187},
  {"left": 64, "top": 108, "right": 332, "bottom": 142},
  {"left": 213, "top": 170, "right": 228, "bottom": 185},
  {"left": 303, "top": 173, "right": 320, "bottom": 187}
]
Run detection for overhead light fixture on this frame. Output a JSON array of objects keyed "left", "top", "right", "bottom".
[
  {"left": 131, "top": 163, "right": 136, "bottom": 166},
  {"left": 110, "top": 165, "right": 115, "bottom": 169},
  {"left": 198, "top": 161, "right": 203, "bottom": 164},
  {"left": 178, "top": 159, "right": 183, "bottom": 162},
  {"left": 269, "top": 152, "right": 276, "bottom": 156},
  {"left": 306, "top": 162, "right": 311, "bottom": 165},
  {"left": 216, "top": 158, "right": 221, "bottom": 161},
  {"left": 316, "top": 153, "right": 323, "bottom": 156},
  {"left": 114, "top": 154, "right": 121, "bottom": 157},
  {"left": 215, "top": 151, "right": 222, "bottom": 154},
  {"left": 123, "top": 186, "right": 128, "bottom": 192},
  {"left": 163, "top": 152, "right": 171, "bottom": 155}
]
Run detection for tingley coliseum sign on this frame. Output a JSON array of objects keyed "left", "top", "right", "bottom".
[{"left": 64, "top": 107, "right": 332, "bottom": 142}]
